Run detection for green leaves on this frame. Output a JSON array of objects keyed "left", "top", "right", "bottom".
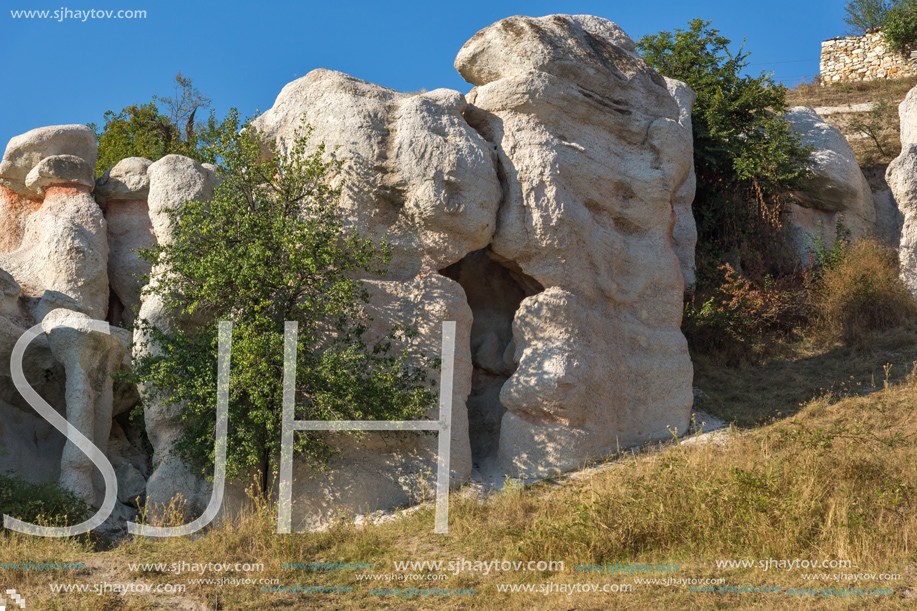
[
  {"left": 131, "top": 119, "right": 437, "bottom": 494},
  {"left": 637, "top": 19, "right": 813, "bottom": 287},
  {"left": 91, "top": 73, "right": 233, "bottom": 176},
  {"left": 883, "top": 0, "right": 917, "bottom": 54},
  {"left": 844, "top": 0, "right": 893, "bottom": 35}
]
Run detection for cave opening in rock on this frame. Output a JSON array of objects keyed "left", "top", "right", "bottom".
[{"left": 440, "top": 248, "right": 543, "bottom": 468}]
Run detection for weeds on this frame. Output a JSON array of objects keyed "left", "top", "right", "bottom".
[{"left": 812, "top": 237, "right": 917, "bottom": 342}]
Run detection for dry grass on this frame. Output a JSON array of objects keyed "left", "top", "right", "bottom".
[
  {"left": 813, "top": 239, "right": 917, "bottom": 343},
  {"left": 4, "top": 360, "right": 917, "bottom": 609},
  {"left": 786, "top": 76, "right": 917, "bottom": 110}
]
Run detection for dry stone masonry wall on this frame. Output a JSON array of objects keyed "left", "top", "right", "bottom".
[{"left": 820, "top": 31, "right": 917, "bottom": 83}]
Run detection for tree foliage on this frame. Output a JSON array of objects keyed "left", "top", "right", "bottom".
[
  {"left": 884, "top": 0, "right": 917, "bottom": 53},
  {"left": 637, "top": 19, "right": 813, "bottom": 288},
  {"left": 128, "top": 119, "right": 437, "bottom": 495},
  {"left": 91, "top": 72, "right": 230, "bottom": 176},
  {"left": 844, "top": 0, "right": 893, "bottom": 34}
]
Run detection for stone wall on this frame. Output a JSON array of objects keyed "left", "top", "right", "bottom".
[{"left": 820, "top": 31, "right": 917, "bottom": 83}]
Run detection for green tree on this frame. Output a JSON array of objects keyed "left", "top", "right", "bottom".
[
  {"left": 637, "top": 19, "right": 813, "bottom": 286},
  {"left": 884, "top": 0, "right": 917, "bottom": 53},
  {"left": 128, "top": 118, "right": 437, "bottom": 496},
  {"left": 91, "top": 72, "right": 229, "bottom": 176},
  {"left": 844, "top": 0, "right": 893, "bottom": 34}
]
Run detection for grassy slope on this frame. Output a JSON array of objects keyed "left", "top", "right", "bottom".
[{"left": 3, "top": 332, "right": 917, "bottom": 610}]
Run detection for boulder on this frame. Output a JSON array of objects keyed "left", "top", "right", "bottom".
[
  {"left": 96, "top": 159, "right": 156, "bottom": 326},
  {"left": 251, "top": 70, "right": 502, "bottom": 280},
  {"left": 888, "top": 85, "right": 917, "bottom": 295},
  {"left": 94, "top": 157, "right": 152, "bottom": 202},
  {"left": 0, "top": 125, "right": 97, "bottom": 196},
  {"left": 25, "top": 154, "right": 95, "bottom": 194},
  {"left": 457, "top": 14, "right": 693, "bottom": 477},
  {"left": 786, "top": 106, "right": 878, "bottom": 261}
]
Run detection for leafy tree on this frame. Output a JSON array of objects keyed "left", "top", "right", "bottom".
[
  {"left": 90, "top": 73, "right": 229, "bottom": 176},
  {"left": 884, "top": 0, "right": 917, "bottom": 53},
  {"left": 128, "top": 119, "right": 437, "bottom": 496},
  {"left": 844, "top": 0, "right": 893, "bottom": 34},
  {"left": 637, "top": 19, "right": 813, "bottom": 287}
]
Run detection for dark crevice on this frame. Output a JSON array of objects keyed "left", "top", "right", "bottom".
[{"left": 440, "top": 248, "right": 543, "bottom": 466}]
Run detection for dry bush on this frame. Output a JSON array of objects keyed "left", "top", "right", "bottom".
[
  {"left": 813, "top": 237, "right": 917, "bottom": 342},
  {"left": 683, "top": 264, "right": 812, "bottom": 364}
]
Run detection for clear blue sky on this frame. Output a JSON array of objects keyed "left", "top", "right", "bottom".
[{"left": 0, "top": 0, "right": 845, "bottom": 151}]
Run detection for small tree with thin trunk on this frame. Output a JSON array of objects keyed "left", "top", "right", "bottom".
[
  {"left": 129, "top": 116, "right": 437, "bottom": 496},
  {"left": 844, "top": 0, "right": 893, "bottom": 35}
]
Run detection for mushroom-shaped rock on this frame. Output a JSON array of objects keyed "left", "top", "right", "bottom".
[
  {"left": 25, "top": 154, "right": 95, "bottom": 194},
  {"left": 42, "top": 309, "right": 126, "bottom": 505},
  {"left": 0, "top": 125, "right": 97, "bottom": 196}
]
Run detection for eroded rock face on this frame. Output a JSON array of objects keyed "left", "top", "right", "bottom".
[
  {"left": 96, "top": 157, "right": 156, "bottom": 327},
  {"left": 665, "top": 77, "right": 699, "bottom": 292},
  {"left": 251, "top": 70, "right": 502, "bottom": 280},
  {"left": 888, "top": 86, "right": 917, "bottom": 295},
  {"left": 135, "top": 155, "right": 218, "bottom": 514},
  {"left": 458, "top": 14, "right": 693, "bottom": 477},
  {"left": 0, "top": 125, "right": 108, "bottom": 320},
  {"left": 787, "top": 106, "right": 879, "bottom": 261}
]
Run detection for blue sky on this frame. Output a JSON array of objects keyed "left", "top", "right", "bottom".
[{"left": 0, "top": 0, "right": 845, "bottom": 151}]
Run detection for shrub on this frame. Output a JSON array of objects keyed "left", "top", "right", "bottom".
[
  {"left": 682, "top": 263, "right": 812, "bottom": 363},
  {"left": 844, "top": 0, "right": 893, "bottom": 34},
  {"left": 0, "top": 472, "right": 91, "bottom": 531},
  {"left": 637, "top": 20, "right": 813, "bottom": 292},
  {"left": 813, "top": 238, "right": 917, "bottom": 342},
  {"left": 884, "top": 0, "right": 917, "bottom": 54}
]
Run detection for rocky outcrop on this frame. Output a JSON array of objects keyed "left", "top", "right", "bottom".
[
  {"left": 0, "top": 125, "right": 108, "bottom": 320},
  {"left": 457, "top": 14, "right": 693, "bottom": 477},
  {"left": 0, "top": 14, "right": 698, "bottom": 531},
  {"left": 0, "top": 127, "right": 147, "bottom": 530},
  {"left": 251, "top": 71, "right": 502, "bottom": 280},
  {"left": 888, "top": 85, "right": 917, "bottom": 295},
  {"left": 96, "top": 157, "right": 155, "bottom": 327},
  {"left": 135, "top": 155, "right": 218, "bottom": 514},
  {"left": 786, "top": 106, "right": 880, "bottom": 261}
]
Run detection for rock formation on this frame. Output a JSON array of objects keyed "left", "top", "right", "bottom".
[
  {"left": 0, "top": 14, "right": 698, "bottom": 531},
  {"left": 0, "top": 125, "right": 108, "bottom": 320},
  {"left": 786, "top": 107, "right": 884, "bottom": 261},
  {"left": 135, "top": 155, "right": 218, "bottom": 513},
  {"left": 888, "top": 84, "right": 917, "bottom": 295},
  {"left": 456, "top": 14, "right": 693, "bottom": 477},
  {"left": 0, "top": 126, "right": 148, "bottom": 531},
  {"left": 95, "top": 157, "right": 155, "bottom": 327}
]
